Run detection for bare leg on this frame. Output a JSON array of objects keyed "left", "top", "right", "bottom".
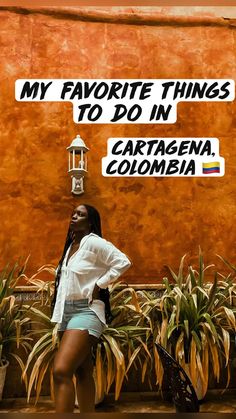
[
  {"left": 75, "top": 335, "right": 98, "bottom": 412},
  {"left": 53, "top": 329, "right": 95, "bottom": 413}
]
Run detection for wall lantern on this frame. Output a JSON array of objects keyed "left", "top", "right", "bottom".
[{"left": 67, "top": 134, "right": 89, "bottom": 195}]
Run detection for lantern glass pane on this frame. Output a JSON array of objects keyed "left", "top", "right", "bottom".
[{"left": 74, "top": 152, "right": 84, "bottom": 169}]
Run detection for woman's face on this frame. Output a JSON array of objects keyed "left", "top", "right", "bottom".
[{"left": 70, "top": 205, "right": 90, "bottom": 232}]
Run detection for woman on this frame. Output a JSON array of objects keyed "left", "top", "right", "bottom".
[{"left": 51, "top": 204, "right": 131, "bottom": 413}]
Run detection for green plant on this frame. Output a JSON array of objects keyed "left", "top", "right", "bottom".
[
  {"left": 0, "top": 258, "right": 57, "bottom": 400},
  {"left": 22, "top": 313, "right": 58, "bottom": 403},
  {"left": 19, "top": 263, "right": 55, "bottom": 306},
  {"left": 23, "top": 250, "right": 236, "bottom": 404},
  {"left": 23, "top": 281, "right": 152, "bottom": 403},
  {"left": 0, "top": 261, "right": 34, "bottom": 374},
  {"left": 148, "top": 249, "right": 236, "bottom": 399},
  {"left": 19, "top": 267, "right": 58, "bottom": 402},
  {"left": 95, "top": 283, "right": 152, "bottom": 400}
]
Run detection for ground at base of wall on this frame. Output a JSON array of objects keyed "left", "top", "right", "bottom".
[{"left": 0, "top": 391, "right": 236, "bottom": 413}]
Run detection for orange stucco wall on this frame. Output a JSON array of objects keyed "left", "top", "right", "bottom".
[{"left": 0, "top": 7, "right": 235, "bottom": 283}]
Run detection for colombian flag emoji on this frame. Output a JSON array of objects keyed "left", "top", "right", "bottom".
[{"left": 202, "top": 162, "right": 220, "bottom": 174}]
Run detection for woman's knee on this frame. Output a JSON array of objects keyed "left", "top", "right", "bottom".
[{"left": 53, "top": 362, "right": 73, "bottom": 383}]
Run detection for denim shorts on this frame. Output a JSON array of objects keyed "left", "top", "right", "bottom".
[{"left": 58, "top": 299, "right": 105, "bottom": 339}]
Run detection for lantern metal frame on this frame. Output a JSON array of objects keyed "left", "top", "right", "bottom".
[{"left": 67, "top": 134, "right": 89, "bottom": 195}]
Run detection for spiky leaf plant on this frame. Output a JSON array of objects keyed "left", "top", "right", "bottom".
[
  {"left": 0, "top": 261, "right": 34, "bottom": 375},
  {"left": 150, "top": 249, "right": 236, "bottom": 399},
  {"left": 23, "top": 281, "right": 152, "bottom": 403},
  {"left": 97, "top": 283, "right": 152, "bottom": 400}
]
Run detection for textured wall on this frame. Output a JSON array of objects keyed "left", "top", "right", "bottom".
[{"left": 0, "top": 7, "right": 235, "bottom": 283}]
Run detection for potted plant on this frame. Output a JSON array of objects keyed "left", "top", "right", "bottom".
[
  {"left": 0, "top": 262, "right": 34, "bottom": 400},
  {"left": 21, "top": 250, "right": 236, "bottom": 404},
  {"left": 94, "top": 282, "right": 152, "bottom": 401},
  {"left": 144, "top": 249, "right": 236, "bottom": 400},
  {"left": 22, "top": 280, "right": 151, "bottom": 404}
]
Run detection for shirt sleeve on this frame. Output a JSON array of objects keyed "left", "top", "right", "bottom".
[{"left": 95, "top": 239, "right": 132, "bottom": 289}]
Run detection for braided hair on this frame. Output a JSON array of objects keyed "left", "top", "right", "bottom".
[{"left": 51, "top": 204, "right": 113, "bottom": 324}]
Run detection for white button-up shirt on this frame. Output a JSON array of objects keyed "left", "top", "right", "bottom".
[{"left": 51, "top": 233, "right": 131, "bottom": 325}]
